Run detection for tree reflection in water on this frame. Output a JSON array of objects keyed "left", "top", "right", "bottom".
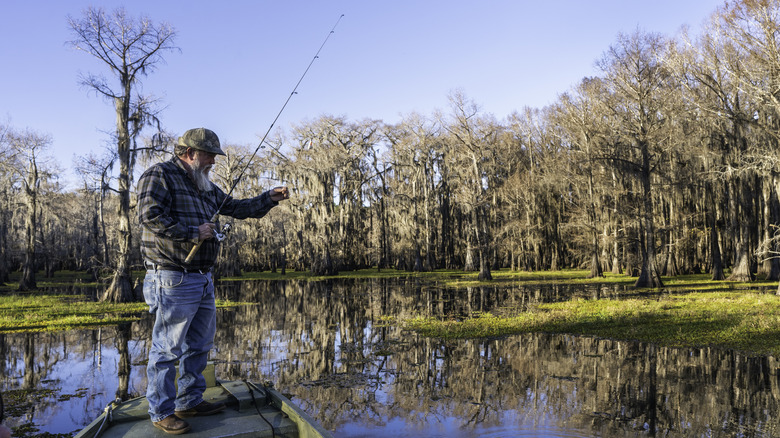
[{"left": 0, "top": 278, "right": 778, "bottom": 437}]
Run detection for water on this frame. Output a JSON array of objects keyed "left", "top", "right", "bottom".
[{"left": 1, "top": 277, "right": 778, "bottom": 437}]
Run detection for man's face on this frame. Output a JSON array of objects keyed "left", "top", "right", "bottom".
[{"left": 192, "top": 150, "right": 217, "bottom": 174}]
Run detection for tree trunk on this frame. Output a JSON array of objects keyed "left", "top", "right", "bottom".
[
  {"left": 474, "top": 208, "right": 492, "bottom": 281},
  {"left": 413, "top": 248, "right": 423, "bottom": 272},
  {"left": 634, "top": 140, "right": 663, "bottom": 288},
  {"left": 99, "top": 187, "right": 109, "bottom": 266},
  {"left": 101, "top": 97, "right": 134, "bottom": 302},
  {"left": 377, "top": 195, "right": 389, "bottom": 269},
  {"left": 587, "top": 226, "right": 602, "bottom": 278},
  {"left": 588, "top": 252, "right": 602, "bottom": 279},
  {"left": 19, "top": 160, "right": 38, "bottom": 291},
  {"left": 611, "top": 172, "right": 622, "bottom": 275},
  {"left": 0, "top": 221, "right": 9, "bottom": 284},
  {"left": 312, "top": 248, "right": 336, "bottom": 276},
  {"left": 760, "top": 175, "right": 780, "bottom": 280},
  {"left": 478, "top": 253, "right": 492, "bottom": 281},
  {"left": 727, "top": 177, "right": 754, "bottom": 282},
  {"left": 586, "top": 152, "right": 602, "bottom": 279},
  {"left": 708, "top": 181, "right": 726, "bottom": 281},
  {"left": 464, "top": 235, "right": 476, "bottom": 272}
]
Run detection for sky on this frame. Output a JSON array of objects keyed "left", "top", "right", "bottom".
[{"left": 2, "top": 0, "right": 725, "bottom": 189}]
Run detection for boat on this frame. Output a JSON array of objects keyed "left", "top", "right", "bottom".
[{"left": 74, "top": 363, "right": 333, "bottom": 438}]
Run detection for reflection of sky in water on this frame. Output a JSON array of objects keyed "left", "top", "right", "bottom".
[
  {"left": 2, "top": 279, "right": 779, "bottom": 437},
  {"left": 3, "top": 332, "right": 148, "bottom": 435},
  {"left": 337, "top": 407, "right": 593, "bottom": 438}
]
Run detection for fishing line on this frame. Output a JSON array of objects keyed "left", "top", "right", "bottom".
[{"left": 185, "top": 13, "right": 344, "bottom": 263}]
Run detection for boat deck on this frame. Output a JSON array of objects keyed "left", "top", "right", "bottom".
[
  {"left": 112, "top": 382, "right": 295, "bottom": 437},
  {"left": 76, "top": 377, "right": 327, "bottom": 438}
]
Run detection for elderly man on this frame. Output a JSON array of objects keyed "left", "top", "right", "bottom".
[{"left": 137, "top": 128, "right": 288, "bottom": 434}]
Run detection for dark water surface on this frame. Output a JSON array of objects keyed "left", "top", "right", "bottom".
[{"left": 1, "top": 278, "right": 779, "bottom": 437}]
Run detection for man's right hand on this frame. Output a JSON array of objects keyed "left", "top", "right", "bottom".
[{"left": 198, "top": 223, "right": 217, "bottom": 240}]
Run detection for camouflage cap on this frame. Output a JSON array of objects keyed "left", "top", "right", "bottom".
[{"left": 177, "top": 128, "right": 226, "bottom": 156}]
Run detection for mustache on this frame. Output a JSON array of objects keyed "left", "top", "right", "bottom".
[{"left": 193, "top": 160, "right": 212, "bottom": 173}]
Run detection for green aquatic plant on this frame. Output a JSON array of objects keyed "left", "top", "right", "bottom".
[{"left": 0, "top": 293, "right": 254, "bottom": 333}]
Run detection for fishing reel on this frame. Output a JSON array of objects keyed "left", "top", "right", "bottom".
[{"left": 215, "top": 222, "right": 232, "bottom": 242}]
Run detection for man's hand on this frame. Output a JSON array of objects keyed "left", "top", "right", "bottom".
[
  {"left": 198, "top": 223, "right": 217, "bottom": 241},
  {"left": 270, "top": 186, "right": 290, "bottom": 202}
]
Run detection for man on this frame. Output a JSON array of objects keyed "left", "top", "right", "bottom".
[{"left": 137, "top": 128, "right": 289, "bottom": 434}]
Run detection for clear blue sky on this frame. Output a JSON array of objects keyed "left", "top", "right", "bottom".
[{"left": 2, "top": 0, "right": 724, "bottom": 189}]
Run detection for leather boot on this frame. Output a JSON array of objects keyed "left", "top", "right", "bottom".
[{"left": 152, "top": 414, "right": 191, "bottom": 435}]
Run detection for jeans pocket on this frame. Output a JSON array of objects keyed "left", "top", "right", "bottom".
[
  {"left": 142, "top": 272, "right": 157, "bottom": 314},
  {"left": 158, "top": 271, "right": 185, "bottom": 288}
]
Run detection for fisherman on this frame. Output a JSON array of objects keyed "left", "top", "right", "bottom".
[{"left": 138, "top": 128, "right": 289, "bottom": 434}]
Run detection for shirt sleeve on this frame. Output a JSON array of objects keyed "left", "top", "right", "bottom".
[{"left": 215, "top": 187, "right": 278, "bottom": 219}]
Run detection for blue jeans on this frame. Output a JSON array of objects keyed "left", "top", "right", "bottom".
[{"left": 143, "top": 269, "right": 216, "bottom": 422}]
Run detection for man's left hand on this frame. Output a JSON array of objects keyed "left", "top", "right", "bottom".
[{"left": 270, "top": 186, "right": 290, "bottom": 202}]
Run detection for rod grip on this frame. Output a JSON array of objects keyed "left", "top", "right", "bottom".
[{"left": 184, "top": 240, "right": 204, "bottom": 264}]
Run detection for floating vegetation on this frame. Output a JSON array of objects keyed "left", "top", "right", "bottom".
[
  {"left": 0, "top": 294, "right": 147, "bottom": 333},
  {"left": 4, "top": 388, "right": 56, "bottom": 417},
  {"left": 301, "top": 372, "right": 382, "bottom": 389},
  {"left": 405, "top": 288, "right": 780, "bottom": 356}
]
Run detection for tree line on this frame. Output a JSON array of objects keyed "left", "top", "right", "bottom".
[{"left": 2, "top": 1, "right": 780, "bottom": 299}]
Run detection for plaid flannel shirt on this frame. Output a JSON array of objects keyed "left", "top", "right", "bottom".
[{"left": 138, "top": 156, "right": 277, "bottom": 270}]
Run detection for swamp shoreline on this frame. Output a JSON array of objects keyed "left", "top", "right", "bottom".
[{"left": 0, "top": 268, "right": 778, "bottom": 356}]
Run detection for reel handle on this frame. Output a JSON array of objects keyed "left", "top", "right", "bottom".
[{"left": 184, "top": 241, "right": 203, "bottom": 264}]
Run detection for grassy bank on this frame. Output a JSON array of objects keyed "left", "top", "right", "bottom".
[
  {"left": 0, "top": 294, "right": 147, "bottom": 332},
  {"left": 0, "top": 270, "right": 252, "bottom": 333},
  {"left": 0, "top": 293, "right": 252, "bottom": 333}
]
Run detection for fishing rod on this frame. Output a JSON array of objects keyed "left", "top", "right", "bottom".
[{"left": 185, "top": 13, "right": 344, "bottom": 263}]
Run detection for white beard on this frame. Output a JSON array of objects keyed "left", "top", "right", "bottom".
[{"left": 190, "top": 156, "right": 214, "bottom": 192}]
